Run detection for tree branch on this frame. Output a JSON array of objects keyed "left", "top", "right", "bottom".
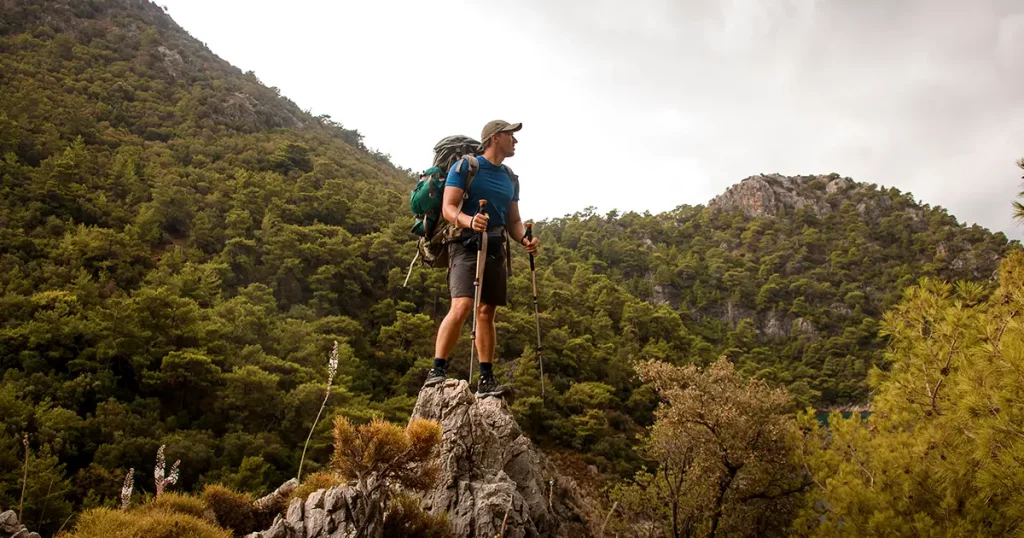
[{"left": 930, "top": 335, "right": 958, "bottom": 415}]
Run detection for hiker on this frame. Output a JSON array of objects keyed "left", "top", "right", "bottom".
[{"left": 423, "top": 120, "right": 540, "bottom": 396}]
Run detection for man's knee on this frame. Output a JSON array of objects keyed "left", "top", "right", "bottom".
[
  {"left": 477, "top": 303, "right": 496, "bottom": 324},
  {"left": 448, "top": 298, "right": 473, "bottom": 323}
]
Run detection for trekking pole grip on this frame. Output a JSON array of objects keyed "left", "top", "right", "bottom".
[{"left": 525, "top": 223, "right": 535, "bottom": 271}]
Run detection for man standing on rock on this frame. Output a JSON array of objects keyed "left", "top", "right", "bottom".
[{"left": 423, "top": 120, "right": 540, "bottom": 397}]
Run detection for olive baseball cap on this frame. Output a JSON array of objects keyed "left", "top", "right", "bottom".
[{"left": 480, "top": 120, "right": 522, "bottom": 143}]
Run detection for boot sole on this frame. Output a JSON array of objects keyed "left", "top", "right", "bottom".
[
  {"left": 476, "top": 388, "right": 514, "bottom": 399},
  {"left": 423, "top": 376, "right": 446, "bottom": 387}
]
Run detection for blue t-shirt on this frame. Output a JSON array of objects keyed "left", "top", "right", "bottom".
[{"left": 446, "top": 156, "right": 519, "bottom": 228}]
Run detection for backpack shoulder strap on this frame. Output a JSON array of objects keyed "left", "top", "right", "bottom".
[
  {"left": 451, "top": 155, "right": 480, "bottom": 231},
  {"left": 499, "top": 164, "right": 519, "bottom": 277},
  {"left": 458, "top": 155, "right": 480, "bottom": 195}
]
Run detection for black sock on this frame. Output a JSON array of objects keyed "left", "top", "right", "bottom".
[
  {"left": 479, "top": 362, "right": 493, "bottom": 376},
  {"left": 433, "top": 358, "right": 447, "bottom": 370}
]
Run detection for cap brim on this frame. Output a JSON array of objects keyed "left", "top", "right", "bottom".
[{"left": 500, "top": 122, "right": 523, "bottom": 133}]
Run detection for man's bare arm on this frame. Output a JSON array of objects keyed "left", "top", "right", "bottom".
[
  {"left": 507, "top": 201, "right": 526, "bottom": 244},
  {"left": 443, "top": 186, "right": 487, "bottom": 232}
]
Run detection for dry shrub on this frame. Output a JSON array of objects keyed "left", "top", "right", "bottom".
[
  {"left": 332, "top": 416, "right": 441, "bottom": 492},
  {"left": 288, "top": 470, "right": 346, "bottom": 505},
  {"left": 201, "top": 484, "right": 261, "bottom": 535},
  {"left": 330, "top": 416, "right": 443, "bottom": 534},
  {"left": 137, "top": 491, "right": 211, "bottom": 520},
  {"left": 59, "top": 506, "right": 232, "bottom": 538},
  {"left": 382, "top": 492, "right": 454, "bottom": 538}
]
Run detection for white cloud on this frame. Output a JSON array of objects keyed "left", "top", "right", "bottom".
[{"left": 162, "top": 0, "right": 1024, "bottom": 239}]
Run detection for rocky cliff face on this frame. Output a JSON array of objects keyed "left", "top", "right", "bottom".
[
  {"left": 245, "top": 484, "right": 374, "bottom": 538},
  {"left": 246, "top": 380, "right": 591, "bottom": 538},
  {"left": 411, "top": 380, "right": 589, "bottom": 538},
  {"left": 707, "top": 173, "right": 852, "bottom": 218}
]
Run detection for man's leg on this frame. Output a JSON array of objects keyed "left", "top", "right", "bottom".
[
  {"left": 423, "top": 298, "right": 472, "bottom": 387},
  {"left": 475, "top": 246, "right": 512, "bottom": 397},
  {"left": 424, "top": 239, "right": 477, "bottom": 387},
  {"left": 435, "top": 297, "right": 473, "bottom": 359},
  {"left": 475, "top": 303, "right": 497, "bottom": 363}
]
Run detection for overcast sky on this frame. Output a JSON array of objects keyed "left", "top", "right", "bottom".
[{"left": 160, "top": 0, "right": 1024, "bottom": 240}]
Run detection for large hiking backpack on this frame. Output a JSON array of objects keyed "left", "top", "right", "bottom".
[
  {"left": 409, "top": 135, "right": 480, "bottom": 241},
  {"left": 403, "top": 135, "right": 517, "bottom": 286}
]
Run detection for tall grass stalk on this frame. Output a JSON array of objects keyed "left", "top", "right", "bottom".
[
  {"left": 18, "top": 434, "right": 28, "bottom": 519},
  {"left": 298, "top": 340, "right": 339, "bottom": 481}
]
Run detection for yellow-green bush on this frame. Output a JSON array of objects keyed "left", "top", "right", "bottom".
[
  {"left": 137, "top": 491, "right": 211, "bottom": 520},
  {"left": 201, "top": 484, "right": 259, "bottom": 535},
  {"left": 288, "top": 470, "right": 345, "bottom": 505},
  {"left": 59, "top": 506, "right": 232, "bottom": 538}
]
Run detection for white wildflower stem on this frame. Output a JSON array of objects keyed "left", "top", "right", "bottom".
[
  {"left": 121, "top": 468, "right": 135, "bottom": 511},
  {"left": 298, "top": 340, "right": 339, "bottom": 482},
  {"left": 154, "top": 444, "right": 180, "bottom": 497}
]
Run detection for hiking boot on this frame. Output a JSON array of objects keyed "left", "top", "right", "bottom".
[
  {"left": 476, "top": 373, "right": 513, "bottom": 400},
  {"left": 423, "top": 366, "right": 447, "bottom": 387}
]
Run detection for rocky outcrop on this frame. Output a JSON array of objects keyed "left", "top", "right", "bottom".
[
  {"left": 0, "top": 511, "right": 40, "bottom": 538},
  {"left": 411, "top": 379, "right": 589, "bottom": 538},
  {"left": 247, "top": 379, "right": 591, "bottom": 538},
  {"left": 244, "top": 485, "right": 375, "bottom": 538},
  {"left": 708, "top": 173, "right": 851, "bottom": 218}
]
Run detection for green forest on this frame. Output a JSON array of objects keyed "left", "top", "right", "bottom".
[{"left": 2, "top": 1, "right": 1023, "bottom": 536}]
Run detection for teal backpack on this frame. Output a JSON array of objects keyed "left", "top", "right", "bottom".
[
  {"left": 409, "top": 135, "right": 479, "bottom": 239},
  {"left": 403, "top": 135, "right": 517, "bottom": 286}
]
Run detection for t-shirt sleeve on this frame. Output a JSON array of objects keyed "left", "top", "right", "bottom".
[{"left": 446, "top": 160, "right": 468, "bottom": 190}]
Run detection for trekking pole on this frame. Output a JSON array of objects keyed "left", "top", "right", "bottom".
[
  {"left": 469, "top": 200, "right": 488, "bottom": 391},
  {"left": 525, "top": 223, "right": 544, "bottom": 399}
]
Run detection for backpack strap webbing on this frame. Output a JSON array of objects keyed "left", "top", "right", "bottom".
[
  {"left": 452, "top": 155, "right": 480, "bottom": 231},
  {"left": 503, "top": 164, "right": 519, "bottom": 277}
]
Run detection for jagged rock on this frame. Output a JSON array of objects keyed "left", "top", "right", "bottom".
[
  {"left": 220, "top": 91, "right": 303, "bottom": 130},
  {"left": 246, "top": 485, "right": 372, "bottom": 538},
  {"left": 254, "top": 477, "right": 299, "bottom": 513},
  {"left": 0, "top": 511, "right": 39, "bottom": 538},
  {"left": 793, "top": 317, "right": 820, "bottom": 339},
  {"left": 411, "top": 379, "right": 590, "bottom": 538},
  {"left": 826, "top": 176, "right": 853, "bottom": 195},
  {"left": 760, "top": 311, "right": 789, "bottom": 340},
  {"left": 156, "top": 45, "right": 184, "bottom": 77},
  {"left": 708, "top": 174, "right": 836, "bottom": 218},
  {"left": 247, "top": 380, "right": 591, "bottom": 538}
]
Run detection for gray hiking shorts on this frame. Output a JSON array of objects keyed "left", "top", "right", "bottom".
[{"left": 447, "top": 230, "right": 507, "bottom": 307}]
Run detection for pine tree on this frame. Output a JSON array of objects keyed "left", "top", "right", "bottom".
[{"left": 794, "top": 250, "right": 1024, "bottom": 536}]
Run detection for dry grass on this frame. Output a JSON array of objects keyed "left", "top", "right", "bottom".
[
  {"left": 57, "top": 506, "right": 232, "bottom": 538},
  {"left": 138, "top": 491, "right": 210, "bottom": 520},
  {"left": 288, "top": 470, "right": 345, "bottom": 505},
  {"left": 201, "top": 484, "right": 261, "bottom": 535}
]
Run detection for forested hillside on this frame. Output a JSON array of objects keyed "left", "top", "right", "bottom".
[{"left": 1, "top": 1, "right": 1020, "bottom": 534}]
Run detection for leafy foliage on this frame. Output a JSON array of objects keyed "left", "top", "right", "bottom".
[
  {"left": 794, "top": 250, "right": 1024, "bottom": 536},
  {"left": 609, "top": 358, "right": 807, "bottom": 537}
]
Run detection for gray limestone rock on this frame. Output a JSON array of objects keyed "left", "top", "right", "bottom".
[
  {"left": 411, "top": 379, "right": 589, "bottom": 537},
  {"left": 248, "top": 379, "right": 590, "bottom": 538},
  {"left": 0, "top": 512, "right": 38, "bottom": 538}
]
